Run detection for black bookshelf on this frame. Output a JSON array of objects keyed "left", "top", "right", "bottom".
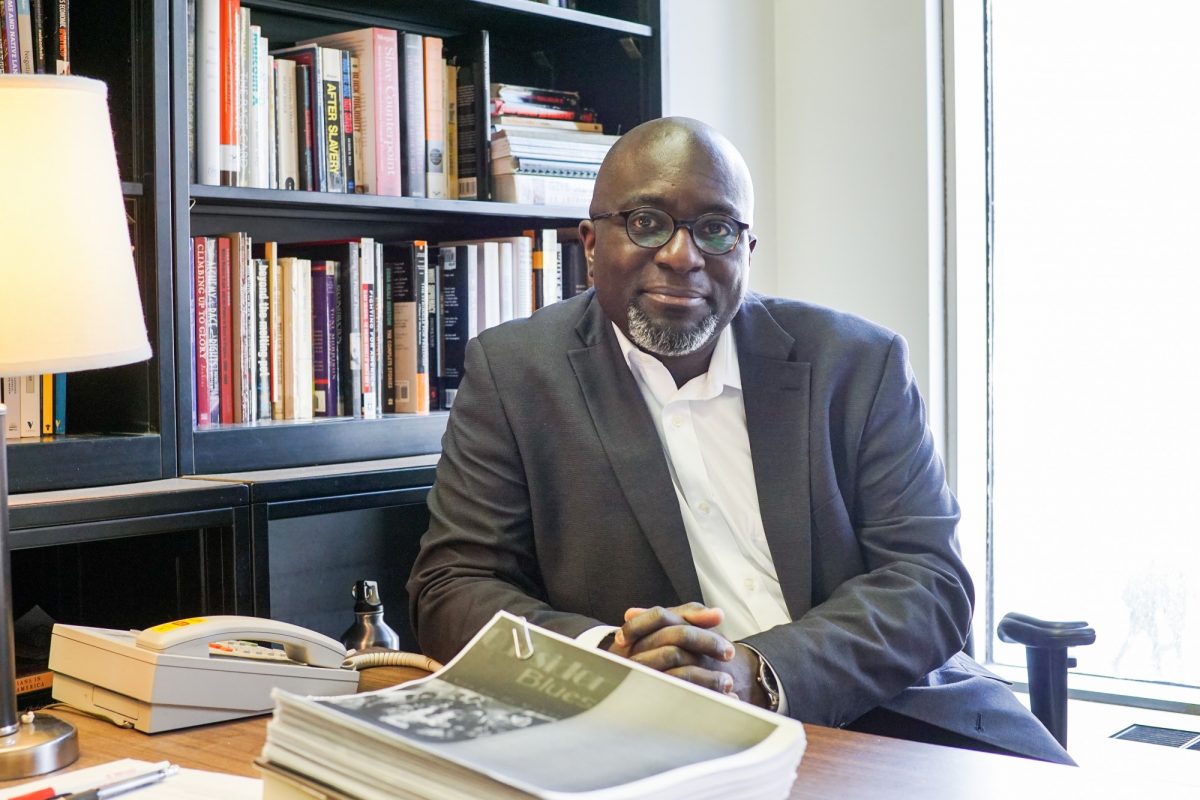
[{"left": 170, "top": 0, "right": 662, "bottom": 477}]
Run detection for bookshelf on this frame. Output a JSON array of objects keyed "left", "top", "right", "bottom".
[
  {"left": 6, "top": 0, "right": 661, "bottom": 636},
  {"left": 172, "top": 0, "right": 663, "bottom": 475}
]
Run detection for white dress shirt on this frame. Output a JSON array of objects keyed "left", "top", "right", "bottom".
[{"left": 577, "top": 323, "right": 793, "bottom": 710}]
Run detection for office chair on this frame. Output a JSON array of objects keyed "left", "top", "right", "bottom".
[{"left": 997, "top": 612, "right": 1096, "bottom": 749}]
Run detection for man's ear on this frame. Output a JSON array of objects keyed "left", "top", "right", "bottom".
[
  {"left": 748, "top": 234, "right": 757, "bottom": 255},
  {"left": 579, "top": 219, "right": 597, "bottom": 278}
]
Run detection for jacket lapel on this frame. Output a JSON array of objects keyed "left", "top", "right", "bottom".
[
  {"left": 567, "top": 297, "right": 703, "bottom": 604},
  {"left": 734, "top": 297, "right": 814, "bottom": 620}
]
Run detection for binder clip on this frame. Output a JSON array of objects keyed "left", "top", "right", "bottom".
[{"left": 512, "top": 617, "right": 535, "bottom": 661}]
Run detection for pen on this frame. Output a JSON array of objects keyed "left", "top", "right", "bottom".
[{"left": 56, "top": 763, "right": 179, "bottom": 800}]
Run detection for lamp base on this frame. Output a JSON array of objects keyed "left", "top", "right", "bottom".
[{"left": 0, "top": 712, "right": 79, "bottom": 780}]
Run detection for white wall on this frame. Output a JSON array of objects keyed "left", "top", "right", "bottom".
[
  {"left": 663, "top": 0, "right": 945, "bottom": 439},
  {"left": 660, "top": 0, "right": 778, "bottom": 295}
]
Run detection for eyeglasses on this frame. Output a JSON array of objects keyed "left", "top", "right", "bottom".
[{"left": 590, "top": 206, "right": 750, "bottom": 256}]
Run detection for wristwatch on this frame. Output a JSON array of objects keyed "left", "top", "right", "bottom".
[{"left": 754, "top": 651, "right": 781, "bottom": 713}]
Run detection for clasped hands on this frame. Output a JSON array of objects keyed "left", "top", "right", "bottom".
[{"left": 605, "top": 602, "right": 770, "bottom": 709}]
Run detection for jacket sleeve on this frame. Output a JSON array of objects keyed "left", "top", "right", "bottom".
[
  {"left": 407, "top": 336, "right": 604, "bottom": 662},
  {"left": 743, "top": 333, "right": 972, "bottom": 727}
]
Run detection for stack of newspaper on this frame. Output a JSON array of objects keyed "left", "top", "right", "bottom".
[{"left": 258, "top": 611, "right": 806, "bottom": 799}]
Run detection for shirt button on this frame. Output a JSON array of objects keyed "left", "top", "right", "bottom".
[
  {"left": 743, "top": 577, "right": 756, "bottom": 592},
  {"left": 670, "top": 414, "right": 683, "bottom": 428},
  {"left": 697, "top": 501, "right": 711, "bottom": 515}
]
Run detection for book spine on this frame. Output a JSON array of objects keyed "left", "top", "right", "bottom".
[
  {"left": 266, "top": 52, "right": 276, "bottom": 189},
  {"left": 425, "top": 242, "right": 439, "bottom": 410},
  {"left": 492, "top": 83, "right": 580, "bottom": 108},
  {"left": 247, "top": 25, "right": 264, "bottom": 187},
  {"left": 19, "top": 374, "right": 39, "bottom": 437},
  {"left": 295, "top": 62, "right": 314, "bottom": 190},
  {"left": 375, "top": 241, "right": 385, "bottom": 416},
  {"left": 2, "top": 377, "right": 20, "bottom": 439},
  {"left": 454, "top": 62, "right": 476, "bottom": 199},
  {"left": 359, "top": 239, "right": 376, "bottom": 417},
  {"left": 29, "top": 0, "right": 44, "bottom": 73},
  {"left": 497, "top": 240, "right": 514, "bottom": 323},
  {"left": 378, "top": 254, "right": 392, "bottom": 413},
  {"left": 400, "top": 32, "right": 425, "bottom": 198},
  {"left": 256, "top": 258, "right": 271, "bottom": 419},
  {"left": 52, "top": 373, "right": 65, "bottom": 434},
  {"left": 320, "top": 46, "right": 345, "bottom": 193},
  {"left": 438, "top": 245, "right": 469, "bottom": 408},
  {"left": 40, "top": 373, "right": 52, "bottom": 434},
  {"left": 310, "top": 262, "right": 336, "bottom": 417},
  {"left": 280, "top": 258, "right": 297, "bottom": 419},
  {"left": 14, "top": 0, "right": 32, "bottom": 73},
  {"left": 236, "top": 7, "right": 249, "bottom": 186},
  {"left": 218, "top": 0, "right": 239, "bottom": 185},
  {"left": 444, "top": 61, "right": 458, "bottom": 199},
  {"left": 423, "top": 36, "right": 444, "bottom": 198},
  {"left": 194, "top": 236, "right": 211, "bottom": 424},
  {"left": 561, "top": 239, "right": 589, "bottom": 299},
  {"left": 51, "top": 0, "right": 66, "bottom": 74},
  {"left": 195, "top": 0, "right": 220, "bottom": 185},
  {"left": 274, "top": 59, "right": 298, "bottom": 190},
  {"left": 204, "top": 237, "right": 221, "bottom": 421},
  {"left": 2, "top": 1, "right": 20, "bottom": 73},
  {"left": 542, "top": 228, "right": 560, "bottom": 305},
  {"left": 414, "top": 241, "right": 429, "bottom": 414},
  {"left": 490, "top": 99, "right": 597, "bottom": 121},
  {"left": 217, "top": 235, "right": 234, "bottom": 423},
  {"left": 376, "top": 29, "right": 402, "bottom": 196},
  {"left": 388, "top": 244, "right": 412, "bottom": 413},
  {"left": 266, "top": 241, "right": 284, "bottom": 420},
  {"left": 514, "top": 234, "right": 534, "bottom": 319},
  {"left": 340, "top": 243, "right": 362, "bottom": 418},
  {"left": 341, "top": 50, "right": 355, "bottom": 193},
  {"left": 186, "top": 0, "right": 196, "bottom": 180}
]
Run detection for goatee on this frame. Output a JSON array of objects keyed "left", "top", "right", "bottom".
[{"left": 626, "top": 300, "right": 719, "bottom": 357}]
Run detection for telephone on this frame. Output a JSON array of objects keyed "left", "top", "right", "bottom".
[{"left": 48, "top": 616, "right": 361, "bottom": 733}]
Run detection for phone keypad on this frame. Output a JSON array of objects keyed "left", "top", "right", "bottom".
[{"left": 209, "top": 640, "right": 295, "bottom": 662}]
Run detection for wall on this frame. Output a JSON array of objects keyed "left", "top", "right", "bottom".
[
  {"left": 660, "top": 0, "right": 778, "bottom": 296},
  {"left": 663, "top": 1, "right": 944, "bottom": 440}
]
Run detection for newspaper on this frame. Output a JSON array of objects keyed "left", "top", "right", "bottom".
[{"left": 260, "top": 611, "right": 805, "bottom": 799}]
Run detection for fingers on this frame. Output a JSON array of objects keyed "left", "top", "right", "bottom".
[
  {"left": 626, "top": 624, "right": 734, "bottom": 662},
  {"left": 665, "top": 666, "right": 735, "bottom": 695},
  {"left": 616, "top": 603, "right": 725, "bottom": 649},
  {"left": 625, "top": 646, "right": 735, "bottom": 695}
]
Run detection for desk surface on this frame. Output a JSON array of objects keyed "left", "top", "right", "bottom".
[{"left": 5, "top": 668, "right": 1195, "bottom": 800}]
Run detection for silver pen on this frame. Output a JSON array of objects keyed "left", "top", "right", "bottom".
[{"left": 60, "top": 763, "right": 180, "bottom": 800}]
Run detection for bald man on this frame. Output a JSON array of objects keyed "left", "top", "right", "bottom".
[{"left": 408, "top": 118, "right": 1070, "bottom": 764}]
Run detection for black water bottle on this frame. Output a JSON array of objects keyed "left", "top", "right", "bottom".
[{"left": 339, "top": 579, "right": 400, "bottom": 652}]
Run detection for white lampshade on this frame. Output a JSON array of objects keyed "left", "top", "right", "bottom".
[{"left": 0, "top": 75, "right": 151, "bottom": 378}]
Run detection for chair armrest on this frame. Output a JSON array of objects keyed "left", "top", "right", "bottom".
[{"left": 998, "top": 612, "right": 1096, "bottom": 649}]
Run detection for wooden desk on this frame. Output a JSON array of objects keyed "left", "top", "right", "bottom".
[{"left": 3, "top": 669, "right": 1190, "bottom": 799}]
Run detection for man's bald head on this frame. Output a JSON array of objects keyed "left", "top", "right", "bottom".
[{"left": 589, "top": 117, "right": 754, "bottom": 225}]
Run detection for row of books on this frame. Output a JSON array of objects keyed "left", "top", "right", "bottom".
[
  {"left": 189, "top": 1, "right": 490, "bottom": 199},
  {"left": 2, "top": 374, "right": 65, "bottom": 439},
  {"left": 190, "top": 229, "right": 591, "bottom": 425},
  {"left": 0, "top": 0, "right": 69, "bottom": 75}
]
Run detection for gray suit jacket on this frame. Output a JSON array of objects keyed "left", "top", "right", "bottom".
[{"left": 408, "top": 291, "right": 1070, "bottom": 764}]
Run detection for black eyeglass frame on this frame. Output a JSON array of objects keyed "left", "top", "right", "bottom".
[{"left": 590, "top": 206, "right": 752, "bottom": 256}]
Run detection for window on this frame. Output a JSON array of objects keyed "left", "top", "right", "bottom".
[{"left": 949, "top": 0, "right": 1200, "bottom": 699}]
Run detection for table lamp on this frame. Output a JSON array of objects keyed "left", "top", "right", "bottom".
[{"left": 0, "top": 75, "right": 152, "bottom": 779}]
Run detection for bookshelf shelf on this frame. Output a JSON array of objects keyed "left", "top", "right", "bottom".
[{"left": 5, "top": 434, "right": 164, "bottom": 494}]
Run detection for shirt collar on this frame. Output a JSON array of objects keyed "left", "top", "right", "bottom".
[{"left": 611, "top": 321, "right": 741, "bottom": 403}]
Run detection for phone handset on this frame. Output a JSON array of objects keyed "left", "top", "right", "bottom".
[{"left": 135, "top": 616, "right": 347, "bottom": 668}]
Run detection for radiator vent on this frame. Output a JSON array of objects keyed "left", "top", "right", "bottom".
[{"left": 1111, "top": 724, "right": 1200, "bottom": 749}]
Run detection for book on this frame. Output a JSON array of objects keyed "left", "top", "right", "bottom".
[
  {"left": 318, "top": 45, "right": 345, "bottom": 193},
  {"left": 50, "top": 0, "right": 66, "bottom": 74},
  {"left": 273, "top": 57, "right": 299, "bottom": 190},
  {"left": 2, "top": 1, "right": 19, "bottom": 74},
  {"left": 195, "top": 0, "right": 220, "bottom": 185},
  {"left": 217, "top": 235, "right": 234, "bottom": 423},
  {"left": 53, "top": 373, "right": 65, "bottom": 434},
  {"left": 248, "top": 24, "right": 270, "bottom": 188},
  {"left": 40, "top": 373, "right": 52, "bottom": 434},
  {"left": 295, "top": 62, "right": 314, "bottom": 190},
  {"left": 203, "top": 236, "right": 221, "bottom": 422},
  {"left": 490, "top": 155, "right": 599, "bottom": 180},
  {"left": 301, "top": 27, "right": 402, "bottom": 197},
  {"left": 236, "top": 6, "right": 249, "bottom": 187},
  {"left": 311, "top": 261, "right": 339, "bottom": 417},
  {"left": 445, "top": 29, "right": 490, "bottom": 200},
  {"left": 2, "top": 377, "right": 19, "bottom": 439},
  {"left": 359, "top": 238, "right": 378, "bottom": 417},
  {"left": 491, "top": 82, "right": 580, "bottom": 109},
  {"left": 194, "top": 236, "right": 212, "bottom": 424},
  {"left": 29, "top": 0, "right": 44, "bottom": 72},
  {"left": 493, "top": 172, "right": 594, "bottom": 207},
  {"left": 339, "top": 242, "right": 362, "bottom": 418},
  {"left": 423, "top": 36, "right": 445, "bottom": 198},
  {"left": 399, "top": 31, "right": 425, "bottom": 198},
  {"left": 280, "top": 256, "right": 313, "bottom": 420},
  {"left": 255, "top": 258, "right": 271, "bottom": 420},
  {"left": 19, "top": 373, "right": 39, "bottom": 437},
  {"left": 14, "top": 0, "right": 32, "bottom": 73},
  {"left": 265, "top": 241, "right": 284, "bottom": 419},
  {"left": 444, "top": 60, "right": 458, "bottom": 199},
  {"left": 424, "top": 243, "right": 440, "bottom": 411},
  {"left": 560, "top": 238, "right": 589, "bottom": 300},
  {"left": 491, "top": 114, "right": 603, "bottom": 134},
  {"left": 340, "top": 50, "right": 355, "bottom": 193},
  {"left": 218, "top": 0, "right": 239, "bottom": 185},
  {"left": 490, "top": 98, "right": 598, "bottom": 122},
  {"left": 227, "top": 231, "right": 256, "bottom": 423},
  {"left": 384, "top": 241, "right": 429, "bottom": 415},
  {"left": 437, "top": 244, "right": 475, "bottom": 409},
  {"left": 259, "top": 611, "right": 806, "bottom": 800}
]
